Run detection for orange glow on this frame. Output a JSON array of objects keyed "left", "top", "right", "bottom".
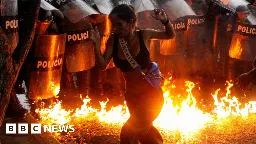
[
  {"left": 48, "top": 36, "right": 60, "bottom": 98},
  {"left": 36, "top": 77, "right": 256, "bottom": 137},
  {"left": 100, "top": 16, "right": 111, "bottom": 53},
  {"left": 160, "top": 39, "right": 176, "bottom": 55},
  {"left": 213, "top": 16, "right": 218, "bottom": 48},
  {"left": 229, "top": 36, "right": 243, "bottom": 59},
  {"left": 100, "top": 16, "right": 115, "bottom": 69}
]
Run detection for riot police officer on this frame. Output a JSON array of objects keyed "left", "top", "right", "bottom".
[
  {"left": 227, "top": 5, "right": 253, "bottom": 81},
  {"left": 10, "top": 2, "right": 64, "bottom": 117}
]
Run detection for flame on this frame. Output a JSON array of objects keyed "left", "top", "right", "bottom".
[
  {"left": 160, "top": 39, "right": 176, "bottom": 55},
  {"left": 49, "top": 82, "right": 60, "bottom": 97},
  {"left": 35, "top": 101, "right": 72, "bottom": 125},
  {"left": 154, "top": 81, "right": 212, "bottom": 133},
  {"left": 96, "top": 100, "right": 129, "bottom": 124},
  {"left": 229, "top": 36, "right": 243, "bottom": 59},
  {"left": 100, "top": 16, "right": 115, "bottom": 69},
  {"left": 36, "top": 77, "right": 256, "bottom": 138},
  {"left": 212, "top": 81, "right": 256, "bottom": 118},
  {"left": 100, "top": 16, "right": 111, "bottom": 53}
]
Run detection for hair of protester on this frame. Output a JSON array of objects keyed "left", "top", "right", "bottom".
[{"left": 109, "top": 4, "right": 137, "bottom": 24}]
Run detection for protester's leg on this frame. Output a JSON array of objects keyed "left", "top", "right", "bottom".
[
  {"left": 120, "top": 81, "right": 164, "bottom": 144},
  {"left": 120, "top": 112, "right": 162, "bottom": 144},
  {"left": 120, "top": 117, "right": 140, "bottom": 144},
  {"left": 139, "top": 125, "right": 163, "bottom": 144},
  {"left": 125, "top": 92, "right": 163, "bottom": 144},
  {"left": 120, "top": 94, "right": 141, "bottom": 144},
  {"left": 138, "top": 88, "right": 164, "bottom": 144}
]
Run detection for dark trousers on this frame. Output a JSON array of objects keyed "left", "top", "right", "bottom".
[
  {"left": 120, "top": 83, "right": 164, "bottom": 144},
  {"left": 227, "top": 57, "right": 253, "bottom": 81}
]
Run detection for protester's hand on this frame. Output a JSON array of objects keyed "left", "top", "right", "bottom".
[
  {"left": 236, "top": 72, "right": 254, "bottom": 90},
  {"left": 89, "top": 23, "right": 100, "bottom": 44},
  {"left": 152, "top": 9, "right": 168, "bottom": 22}
]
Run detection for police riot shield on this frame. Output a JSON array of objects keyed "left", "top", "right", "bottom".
[
  {"left": 84, "top": 0, "right": 96, "bottom": 6},
  {"left": 160, "top": 17, "right": 187, "bottom": 56},
  {"left": 93, "top": 0, "right": 115, "bottom": 14},
  {"left": 158, "top": 0, "right": 196, "bottom": 21},
  {"left": 41, "top": 0, "right": 58, "bottom": 11},
  {"left": 156, "top": 0, "right": 196, "bottom": 57},
  {"left": 131, "top": 0, "right": 158, "bottom": 13},
  {"left": 131, "top": 0, "right": 162, "bottom": 30},
  {"left": 226, "top": 23, "right": 255, "bottom": 80},
  {"left": 56, "top": 0, "right": 103, "bottom": 72},
  {"left": 156, "top": 0, "right": 197, "bottom": 77},
  {"left": 186, "top": 14, "right": 219, "bottom": 77},
  {"left": 188, "top": 0, "right": 208, "bottom": 16},
  {"left": 58, "top": 0, "right": 99, "bottom": 23},
  {"left": 93, "top": 0, "right": 158, "bottom": 14},
  {"left": 228, "top": 23, "right": 254, "bottom": 61},
  {"left": 1, "top": 0, "right": 18, "bottom": 53},
  {"left": 28, "top": 34, "right": 66, "bottom": 100},
  {"left": 184, "top": 15, "right": 213, "bottom": 77},
  {"left": 158, "top": 17, "right": 188, "bottom": 77}
]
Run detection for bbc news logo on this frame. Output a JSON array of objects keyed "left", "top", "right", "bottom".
[{"left": 6, "top": 123, "right": 75, "bottom": 134}]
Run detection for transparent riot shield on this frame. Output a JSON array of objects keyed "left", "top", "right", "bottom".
[
  {"left": 28, "top": 34, "right": 66, "bottom": 100},
  {"left": 84, "top": 0, "right": 96, "bottom": 6},
  {"left": 57, "top": 0, "right": 104, "bottom": 72},
  {"left": 59, "top": 0, "right": 99, "bottom": 23},
  {"left": 229, "top": 23, "right": 255, "bottom": 61},
  {"left": 93, "top": 0, "right": 158, "bottom": 14},
  {"left": 158, "top": 17, "right": 188, "bottom": 77},
  {"left": 41, "top": 0, "right": 58, "bottom": 11},
  {"left": 227, "top": 23, "right": 255, "bottom": 80},
  {"left": 158, "top": 0, "right": 196, "bottom": 21},
  {"left": 130, "top": 0, "right": 162, "bottom": 30},
  {"left": 186, "top": 14, "right": 218, "bottom": 77},
  {"left": 131, "top": 0, "right": 158, "bottom": 13},
  {"left": 155, "top": 0, "right": 198, "bottom": 77},
  {"left": 160, "top": 17, "right": 187, "bottom": 56},
  {"left": 93, "top": 0, "right": 116, "bottom": 14},
  {"left": 1, "top": 0, "right": 18, "bottom": 53}
]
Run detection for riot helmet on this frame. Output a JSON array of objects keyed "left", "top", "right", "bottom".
[{"left": 35, "top": 8, "right": 53, "bottom": 34}]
